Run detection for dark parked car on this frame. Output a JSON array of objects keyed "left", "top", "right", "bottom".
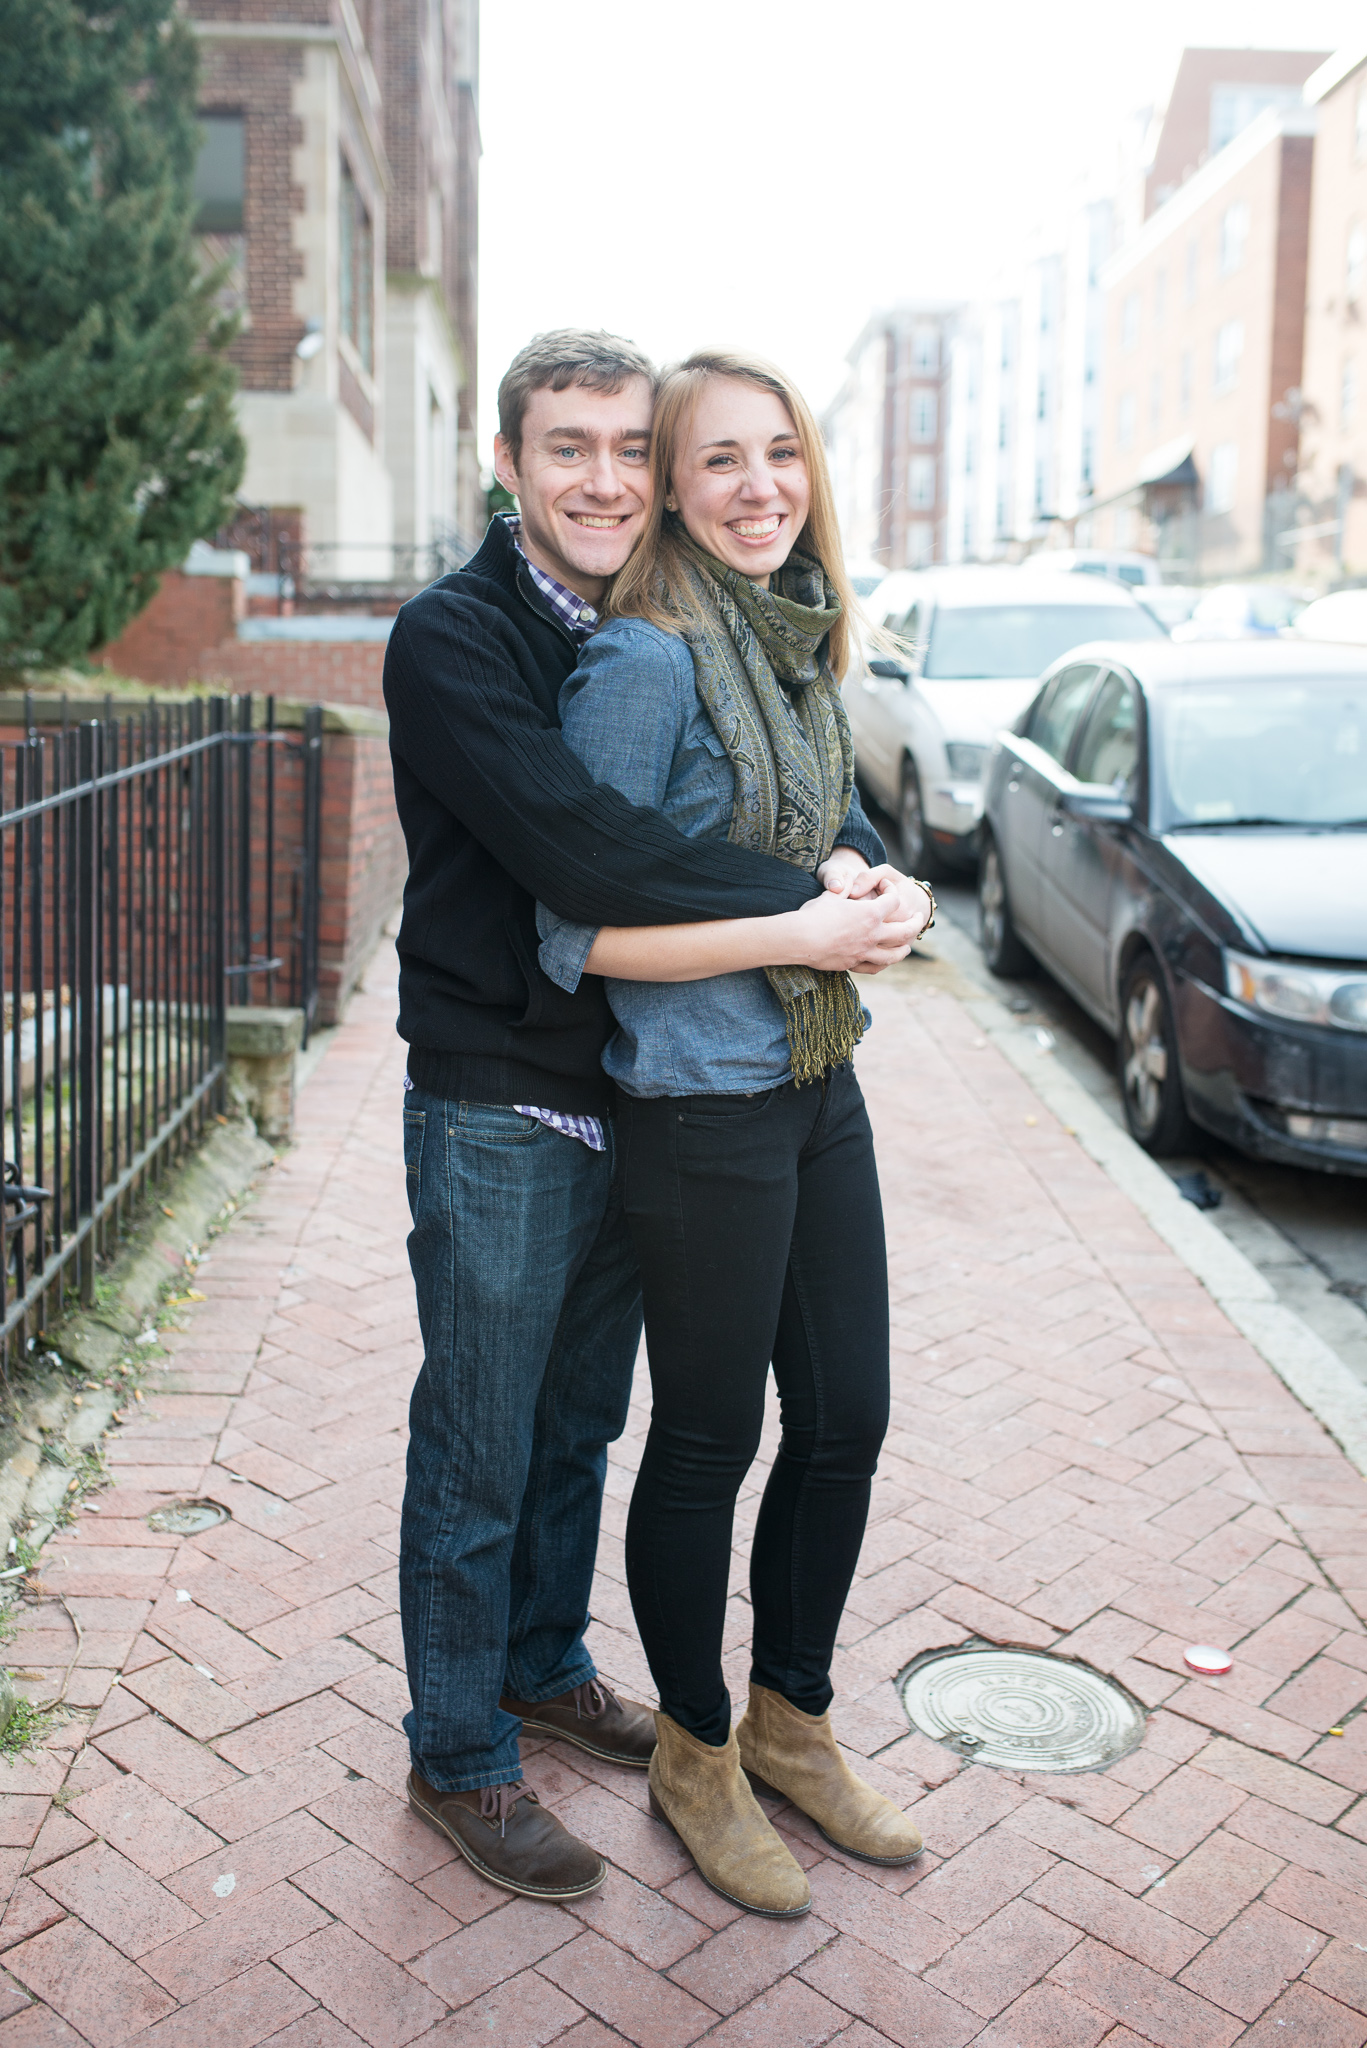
[{"left": 977, "top": 642, "right": 1367, "bottom": 1172}]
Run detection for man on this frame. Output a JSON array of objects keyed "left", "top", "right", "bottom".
[{"left": 383, "top": 329, "right": 897, "bottom": 1903}]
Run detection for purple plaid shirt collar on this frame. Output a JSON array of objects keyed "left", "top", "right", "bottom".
[{"left": 502, "top": 514, "right": 598, "bottom": 642}]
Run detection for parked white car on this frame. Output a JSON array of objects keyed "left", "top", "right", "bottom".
[
  {"left": 845, "top": 566, "right": 1167, "bottom": 875},
  {"left": 1295, "top": 588, "right": 1367, "bottom": 645},
  {"left": 1044, "top": 548, "right": 1163, "bottom": 589},
  {"left": 1171, "top": 583, "right": 1308, "bottom": 640}
]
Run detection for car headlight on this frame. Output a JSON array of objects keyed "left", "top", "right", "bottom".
[
  {"left": 1225, "top": 952, "right": 1367, "bottom": 1033},
  {"left": 944, "top": 743, "right": 988, "bottom": 780}
]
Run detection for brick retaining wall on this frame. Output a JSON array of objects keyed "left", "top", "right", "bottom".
[
  {"left": 191, "top": 635, "right": 389, "bottom": 713},
  {"left": 99, "top": 570, "right": 245, "bottom": 686}
]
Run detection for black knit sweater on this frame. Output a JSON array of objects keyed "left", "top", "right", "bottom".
[{"left": 384, "top": 517, "right": 869, "bottom": 1116}]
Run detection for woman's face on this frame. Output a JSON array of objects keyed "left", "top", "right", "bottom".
[{"left": 668, "top": 378, "right": 811, "bottom": 585}]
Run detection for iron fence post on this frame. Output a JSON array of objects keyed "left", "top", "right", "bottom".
[
  {"left": 301, "top": 705, "right": 322, "bottom": 1044},
  {"left": 76, "top": 722, "right": 98, "bottom": 1304},
  {"left": 209, "top": 697, "right": 228, "bottom": 1086}
]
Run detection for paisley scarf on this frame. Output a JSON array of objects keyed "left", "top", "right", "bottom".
[{"left": 674, "top": 534, "right": 865, "bottom": 1083}]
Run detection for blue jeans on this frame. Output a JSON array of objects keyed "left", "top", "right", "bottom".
[{"left": 399, "top": 1090, "right": 642, "bottom": 1791}]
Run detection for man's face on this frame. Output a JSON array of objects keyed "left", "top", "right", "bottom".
[{"left": 493, "top": 376, "right": 653, "bottom": 602}]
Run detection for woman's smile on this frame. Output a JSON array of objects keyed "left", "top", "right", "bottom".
[{"left": 670, "top": 378, "right": 811, "bottom": 584}]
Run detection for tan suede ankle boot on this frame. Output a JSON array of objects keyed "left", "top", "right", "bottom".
[
  {"left": 736, "top": 1683, "right": 924, "bottom": 1866},
  {"left": 648, "top": 1711, "right": 811, "bottom": 1917}
]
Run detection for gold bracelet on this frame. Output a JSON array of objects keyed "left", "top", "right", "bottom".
[{"left": 912, "top": 879, "right": 937, "bottom": 937}]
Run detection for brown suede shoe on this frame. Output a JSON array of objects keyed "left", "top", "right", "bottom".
[
  {"left": 407, "top": 1770, "right": 605, "bottom": 1901},
  {"left": 500, "top": 1679, "right": 656, "bottom": 1769}
]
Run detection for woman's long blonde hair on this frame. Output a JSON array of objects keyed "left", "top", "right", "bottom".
[{"left": 607, "top": 349, "right": 871, "bottom": 678}]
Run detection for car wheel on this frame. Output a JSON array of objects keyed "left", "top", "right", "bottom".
[
  {"left": 978, "top": 832, "right": 1034, "bottom": 977},
  {"left": 1118, "top": 954, "right": 1194, "bottom": 1155},
  {"left": 899, "top": 760, "right": 946, "bottom": 880}
]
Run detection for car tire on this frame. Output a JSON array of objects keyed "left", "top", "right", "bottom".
[
  {"left": 978, "top": 831, "right": 1034, "bottom": 977},
  {"left": 899, "top": 760, "right": 947, "bottom": 880},
  {"left": 1118, "top": 953, "right": 1194, "bottom": 1155}
]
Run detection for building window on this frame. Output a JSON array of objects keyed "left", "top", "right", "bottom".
[
  {"left": 962, "top": 510, "right": 973, "bottom": 552},
  {"left": 1149, "top": 370, "right": 1163, "bottom": 432},
  {"left": 1184, "top": 238, "right": 1198, "bottom": 305},
  {"left": 964, "top": 436, "right": 975, "bottom": 476},
  {"left": 1034, "top": 459, "right": 1045, "bottom": 512},
  {"left": 1219, "top": 201, "right": 1250, "bottom": 275},
  {"left": 1179, "top": 348, "right": 1193, "bottom": 413},
  {"left": 1121, "top": 292, "right": 1140, "bottom": 352},
  {"left": 1344, "top": 358, "right": 1359, "bottom": 429},
  {"left": 1154, "top": 267, "right": 1167, "bottom": 327},
  {"left": 1207, "top": 442, "right": 1238, "bottom": 514},
  {"left": 995, "top": 484, "right": 1008, "bottom": 534},
  {"left": 194, "top": 114, "right": 244, "bottom": 231},
  {"left": 339, "top": 157, "right": 374, "bottom": 374},
  {"left": 909, "top": 455, "right": 936, "bottom": 509},
  {"left": 1080, "top": 428, "right": 1094, "bottom": 489},
  {"left": 193, "top": 113, "right": 246, "bottom": 319},
  {"left": 912, "top": 326, "right": 939, "bottom": 373},
  {"left": 908, "top": 521, "right": 934, "bottom": 567},
  {"left": 911, "top": 391, "right": 937, "bottom": 442},
  {"left": 1213, "top": 318, "right": 1243, "bottom": 396},
  {"left": 1116, "top": 393, "right": 1136, "bottom": 451},
  {"left": 1348, "top": 221, "right": 1367, "bottom": 302},
  {"left": 1037, "top": 378, "right": 1047, "bottom": 422}
]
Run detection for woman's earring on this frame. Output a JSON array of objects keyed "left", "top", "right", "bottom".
[{"left": 665, "top": 497, "right": 678, "bottom": 512}]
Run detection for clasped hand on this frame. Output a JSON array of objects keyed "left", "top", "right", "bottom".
[{"left": 795, "top": 852, "right": 934, "bottom": 974}]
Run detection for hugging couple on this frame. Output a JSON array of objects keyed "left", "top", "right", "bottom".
[{"left": 383, "top": 329, "right": 935, "bottom": 1920}]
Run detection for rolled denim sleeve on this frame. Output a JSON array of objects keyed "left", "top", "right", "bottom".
[
  {"left": 536, "top": 624, "right": 693, "bottom": 991},
  {"left": 535, "top": 902, "right": 598, "bottom": 994},
  {"left": 832, "top": 780, "right": 886, "bottom": 868}
]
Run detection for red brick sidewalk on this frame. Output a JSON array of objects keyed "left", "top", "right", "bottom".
[{"left": 1, "top": 951, "right": 1365, "bottom": 2047}]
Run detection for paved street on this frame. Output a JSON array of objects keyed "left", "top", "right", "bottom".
[{"left": 1, "top": 943, "right": 1366, "bottom": 2047}]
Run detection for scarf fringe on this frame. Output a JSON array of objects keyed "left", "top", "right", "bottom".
[{"left": 782, "top": 972, "right": 866, "bottom": 1086}]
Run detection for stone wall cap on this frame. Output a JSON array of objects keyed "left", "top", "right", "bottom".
[
  {"left": 226, "top": 1006, "right": 305, "bottom": 1057},
  {"left": 0, "top": 694, "right": 388, "bottom": 738}
]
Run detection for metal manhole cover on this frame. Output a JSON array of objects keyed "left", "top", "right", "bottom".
[
  {"left": 900, "top": 1646, "right": 1144, "bottom": 1772},
  {"left": 146, "top": 1499, "right": 230, "bottom": 1536}
]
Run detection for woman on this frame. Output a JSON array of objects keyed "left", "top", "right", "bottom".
[{"left": 537, "top": 350, "right": 933, "bottom": 1917}]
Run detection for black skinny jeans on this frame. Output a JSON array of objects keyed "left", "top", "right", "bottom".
[{"left": 619, "top": 1062, "right": 890, "bottom": 1746}]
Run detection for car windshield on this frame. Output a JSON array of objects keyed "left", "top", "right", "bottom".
[
  {"left": 923, "top": 604, "right": 1164, "bottom": 680},
  {"left": 1158, "top": 679, "right": 1367, "bottom": 829}
]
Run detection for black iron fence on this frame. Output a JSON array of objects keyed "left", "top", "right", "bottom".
[{"left": 0, "top": 694, "right": 321, "bottom": 1357}]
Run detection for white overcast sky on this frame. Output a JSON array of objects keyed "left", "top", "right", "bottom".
[{"left": 476, "top": 0, "right": 1364, "bottom": 460}]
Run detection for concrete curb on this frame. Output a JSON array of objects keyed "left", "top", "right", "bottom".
[{"left": 924, "top": 918, "right": 1367, "bottom": 1478}]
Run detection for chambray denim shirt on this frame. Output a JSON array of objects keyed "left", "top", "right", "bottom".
[{"left": 536, "top": 617, "right": 883, "bottom": 1100}]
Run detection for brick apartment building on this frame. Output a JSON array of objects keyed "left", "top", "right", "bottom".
[
  {"left": 188, "top": 0, "right": 481, "bottom": 582},
  {"left": 823, "top": 305, "right": 956, "bottom": 570},
  {"left": 1086, "top": 49, "right": 1323, "bottom": 578},
  {"left": 1296, "top": 44, "right": 1367, "bottom": 581}
]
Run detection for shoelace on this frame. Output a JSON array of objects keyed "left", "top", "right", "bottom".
[
  {"left": 571, "top": 1679, "right": 620, "bottom": 1721},
  {"left": 478, "top": 1783, "right": 524, "bottom": 1837}
]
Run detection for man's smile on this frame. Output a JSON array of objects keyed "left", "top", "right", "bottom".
[{"left": 566, "top": 512, "right": 631, "bottom": 528}]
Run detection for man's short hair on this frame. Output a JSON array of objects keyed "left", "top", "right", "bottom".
[{"left": 497, "top": 329, "right": 656, "bottom": 464}]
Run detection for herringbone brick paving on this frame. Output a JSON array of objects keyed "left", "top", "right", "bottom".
[{"left": 1, "top": 946, "right": 1365, "bottom": 2046}]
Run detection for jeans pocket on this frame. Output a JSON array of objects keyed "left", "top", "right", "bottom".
[
  {"left": 403, "top": 1107, "right": 426, "bottom": 1221},
  {"left": 676, "top": 1087, "right": 779, "bottom": 1126},
  {"left": 456, "top": 1101, "right": 542, "bottom": 1144}
]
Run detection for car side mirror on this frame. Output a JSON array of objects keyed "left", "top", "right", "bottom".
[
  {"left": 868, "top": 658, "right": 910, "bottom": 682},
  {"left": 1061, "top": 786, "right": 1133, "bottom": 823}
]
